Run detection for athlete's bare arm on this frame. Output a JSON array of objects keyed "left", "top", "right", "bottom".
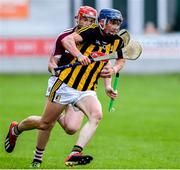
[
  {"left": 103, "top": 76, "right": 118, "bottom": 99},
  {"left": 100, "top": 58, "right": 125, "bottom": 78},
  {"left": 48, "top": 55, "right": 60, "bottom": 75},
  {"left": 61, "top": 32, "right": 90, "bottom": 65},
  {"left": 114, "top": 58, "right": 125, "bottom": 73}
]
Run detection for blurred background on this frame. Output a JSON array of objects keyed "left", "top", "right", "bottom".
[{"left": 0, "top": 0, "right": 180, "bottom": 73}]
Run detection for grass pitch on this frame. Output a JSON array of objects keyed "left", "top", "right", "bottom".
[{"left": 0, "top": 73, "right": 180, "bottom": 169}]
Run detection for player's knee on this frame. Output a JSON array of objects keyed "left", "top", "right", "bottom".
[
  {"left": 39, "top": 123, "right": 51, "bottom": 130},
  {"left": 90, "top": 111, "right": 103, "bottom": 123},
  {"left": 39, "top": 120, "right": 54, "bottom": 130},
  {"left": 64, "top": 124, "right": 79, "bottom": 135},
  {"left": 65, "top": 128, "right": 76, "bottom": 135}
]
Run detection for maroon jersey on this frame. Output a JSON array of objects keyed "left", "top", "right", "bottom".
[{"left": 52, "top": 27, "right": 76, "bottom": 66}]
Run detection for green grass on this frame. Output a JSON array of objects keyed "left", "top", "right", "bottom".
[{"left": 0, "top": 73, "right": 180, "bottom": 169}]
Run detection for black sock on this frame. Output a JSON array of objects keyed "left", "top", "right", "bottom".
[
  {"left": 13, "top": 125, "right": 21, "bottom": 136},
  {"left": 33, "top": 147, "right": 44, "bottom": 163},
  {"left": 71, "top": 145, "right": 83, "bottom": 153}
]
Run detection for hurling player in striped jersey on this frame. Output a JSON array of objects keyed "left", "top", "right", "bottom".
[
  {"left": 31, "top": 6, "right": 124, "bottom": 168},
  {"left": 4, "top": 8, "right": 125, "bottom": 167},
  {"left": 31, "top": 6, "right": 99, "bottom": 168},
  {"left": 59, "top": 8, "right": 125, "bottom": 166}
]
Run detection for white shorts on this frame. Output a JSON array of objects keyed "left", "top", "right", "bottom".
[{"left": 46, "top": 76, "right": 97, "bottom": 105}]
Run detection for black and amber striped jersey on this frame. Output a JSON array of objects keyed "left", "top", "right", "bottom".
[{"left": 58, "top": 23, "right": 124, "bottom": 91}]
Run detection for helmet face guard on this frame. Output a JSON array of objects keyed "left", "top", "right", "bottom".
[{"left": 98, "top": 8, "right": 123, "bottom": 35}]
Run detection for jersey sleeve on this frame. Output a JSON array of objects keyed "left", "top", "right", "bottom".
[
  {"left": 52, "top": 28, "right": 74, "bottom": 56},
  {"left": 52, "top": 36, "right": 64, "bottom": 56}
]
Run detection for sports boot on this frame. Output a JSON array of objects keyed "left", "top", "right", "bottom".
[
  {"left": 30, "top": 160, "right": 42, "bottom": 168},
  {"left": 4, "top": 121, "right": 18, "bottom": 153},
  {"left": 65, "top": 152, "right": 93, "bottom": 166}
]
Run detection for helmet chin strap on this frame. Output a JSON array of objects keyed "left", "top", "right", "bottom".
[
  {"left": 98, "top": 19, "right": 107, "bottom": 30},
  {"left": 76, "top": 16, "right": 84, "bottom": 29},
  {"left": 75, "top": 16, "right": 79, "bottom": 25}
]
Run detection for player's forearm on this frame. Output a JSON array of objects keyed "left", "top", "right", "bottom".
[
  {"left": 104, "top": 77, "right": 112, "bottom": 89},
  {"left": 48, "top": 55, "right": 58, "bottom": 73},
  {"left": 61, "top": 33, "right": 82, "bottom": 58},
  {"left": 113, "top": 58, "right": 125, "bottom": 73}
]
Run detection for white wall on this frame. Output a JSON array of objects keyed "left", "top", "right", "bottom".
[{"left": 0, "top": 0, "right": 70, "bottom": 37}]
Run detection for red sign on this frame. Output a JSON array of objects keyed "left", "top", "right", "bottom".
[
  {"left": 0, "top": 0, "right": 29, "bottom": 19},
  {"left": 0, "top": 38, "right": 55, "bottom": 57}
]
